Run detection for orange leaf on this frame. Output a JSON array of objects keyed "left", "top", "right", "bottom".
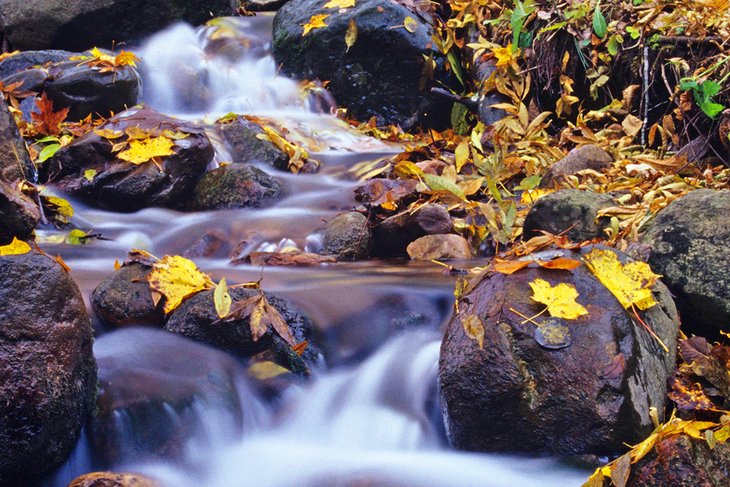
[
  {"left": 31, "top": 93, "right": 69, "bottom": 136},
  {"left": 538, "top": 257, "right": 582, "bottom": 270},
  {"left": 494, "top": 258, "right": 530, "bottom": 274}
]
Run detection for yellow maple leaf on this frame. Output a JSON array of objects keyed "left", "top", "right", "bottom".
[
  {"left": 583, "top": 248, "right": 658, "bottom": 310},
  {"left": 492, "top": 43, "right": 520, "bottom": 68},
  {"left": 117, "top": 136, "right": 176, "bottom": 165},
  {"left": 114, "top": 51, "right": 140, "bottom": 67},
  {"left": 0, "top": 237, "right": 31, "bottom": 256},
  {"left": 302, "top": 14, "right": 329, "bottom": 36},
  {"left": 529, "top": 278, "right": 588, "bottom": 320},
  {"left": 323, "top": 0, "right": 355, "bottom": 8},
  {"left": 148, "top": 255, "right": 213, "bottom": 314}
]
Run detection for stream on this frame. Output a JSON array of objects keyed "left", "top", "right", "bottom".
[{"left": 40, "top": 14, "right": 589, "bottom": 487}]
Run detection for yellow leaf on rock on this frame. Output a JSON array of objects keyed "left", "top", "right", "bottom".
[
  {"left": 323, "top": 0, "right": 355, "bottom": 8},
  {"left": 214, "top": 278, "right": 232, "bottom": 319},
  {"left": 403, "top": 16, "right": 418, "bottom": 33},
  {"left": 148, "top": 255, "right": 213, "bottom": 314},
  {"left": 114, "top": 51, "right": 140, "bottom": 67},
  {"left": 117, "top": 136, "right": 176, "bottom": 165},
  {"left": 302, "top": 14, "right": 329, "bottom": 36},
  {"left": 345, "top": 19, "right": 358, "bottom": 52},
  {"left": 583, "top": 248, "right": 658, "bottom": 310},
  {"left": 462, "top": 314, "right": 485, "bottom": 349},
  {"left": 0, "top": 237, "right": 31, "bottom": 255},
  {"left": 248, "top": 361, "right": 291, "bottom": 380},
  {"left": 529, "top": 278, "right": 588, "bottom": 320}
]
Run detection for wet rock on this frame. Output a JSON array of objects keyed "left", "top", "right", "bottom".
[
  {"left": 354, "top": 178, "right": 418, "bottom": 207},
  {"left": 91, "top": 262, "right": 165, "bottom": 329},
  {"left": 69, "top": 471, "right": 161, "bottom": 487},
  {"left": 3, "top": 57, "right": 141, "bottom": 121},
  {"left": 91, "top": 328, "right": 263, "bottom": 465},
  {"left": 242, "top": 0, "right": 291, "bottom": 12},
  {"left": 190, "top": 164, "right": 283, "bottom": 211},
  {"left": 0, "top": 0, "right": 238, "bottom": 51},
  {"left": 272, "top": 0, "right": 452, "bottom": 129},
  {"left": 372, "top": 203, "right": 453, "bottom": 257},
  {"left": 0, "top": 50, "right": 74, "bottom": 79},
  {"left": 164, "top": 287, "right": 317, "bottom": 375},
  {"left": 0, "top": 252, "right": 97, "bottom": 484},
  {"left": 541, "top": 145, "right": 613, "bottom": 186},
  {"left": 219, "top": 117, "right": 289, "bottom": 170},
  {"left": 640, "top": 189, "right": 730, "bottom": 335},
  {"left": 322, "top": 211, "right": 371, "bottom": 260},
  {"left": 0, "top": 179, "right": 39, "bottom": 244},
  {"left": 627, "top": 433, "right": 730, "bottom": 487},
  {"left": 0, "top": 98, "right": 35, "bottom": 183},
  {"left": 523, "top": 189, "right": 615, "bottom": 242},
  {"left": 53, "top": 107, "right": 212, "bottom": 212},
  {"left": 439, "top": 246, "right": 679, "bottom": 454},
  {"left": 406, "top": 234, "right": 472, "bottom": 260}
]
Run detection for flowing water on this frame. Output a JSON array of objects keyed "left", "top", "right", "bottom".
[{"left": 40, "top": 14, "right": 589, "bottom": 487}]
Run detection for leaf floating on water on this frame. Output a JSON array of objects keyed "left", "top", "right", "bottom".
[
  {"left": 148, "top": 255, "right": 213, "bottom": 314},
  {"left": 534, "top": 317, "right": 571, "bottom": 350},
  {"left": 583, "top": 248, "right": 658, "bottom": 310},
  {"left": 323, "top": 0, "right": 355, "bottom": 8},
  {"left": 65, "top": 229, "right": 89, "bottom": 245},
  {"left": 117, "top": 136, "right": 176, "bottom": 165},
  {"left": 248, "top": 361, "right": 291, "bottom": 380},
  {"left": 302, "top": 14, "right": 329, "bottom": 36},
  {"left": 345, "top": 19, "right": 358, "bottom": 52},
  {"left": 462, "top": 314, "right": 485, "bottom": 349},
  {"left": 0, "top": 237, "right": 31, "bottom": 256},
  {"left": 529, "top": 278, "right": 588, "bottom": 320},
  {"left": 213, "top": 278, "right": 232, "bottom": 319},
  {"left": 403, "top": 16, "right": 418, "bottom": 33}
]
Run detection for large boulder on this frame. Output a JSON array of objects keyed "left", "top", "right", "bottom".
[
  {"left": 164, "top": 287, "right": 318, "bottom": 375},
  {"left": 189, "top": 164, "right": 283, "bottom": 211},
  {"left": 91, "top": 262, "right": 165, "bottom": 329},
  {"left": 91, "top": 328, "right": 264, "bottom": 465},
  {"left": 52, "top": 107, "right": 213, "bottom": 211},
  {"left": 0, "top": 179, "right": 39, "bottom": 244},
  {"left": 0, "top": 252, "right": 97, "bottom": 484},
  {"left": 0, "top": 0, "right": 238, "bottom": 51},
  {"left": 439, "top": 247, "right": 679, "bottom": 454},
  {"left": 272, "top": 0, "right": 451, "bottom": 129},
  {"left": 0, "top": 99, "right": 35, "bottom": 183},
  {"left": 640, "top": 189, "right": 730, "bottom": 335},
  {"left": 523, "top": 189, "right": 615, "bottom": 242},
  {"left": 3, "top": 56, "right": 141, "bottom": 121}
]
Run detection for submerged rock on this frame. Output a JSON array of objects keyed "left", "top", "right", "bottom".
[
  {"left": 92, "top": 262, "right": 165, "bottom": 329},
  {"left": 322, "top": 211, "right": 372, "bottom": 260},
  {"left": 91, "top": 328, "right": 264, "bottom": 465},
  {"left": 165, "top": 287, "right": 318, "bottom": 375},
  {"left": 0, "top": 179, "right": 39, "bottom": 244},
  {"left": 0, "top": 252, "right": 97, "bottom": 484},
  {"left": 53, "top": 107, "right": 212, "bottom": 211},
  {"left": 523, "top": 189, "right": 615, "bottom": 242},
  {"left": 372, "top": 203, "right": 453, "bottom": 257},
  {"left": 439, "top": 247, "right": 679, "bottom": 455},
  {"left": 272, "top": 0, "right": 451, "bottom": 129},
  {"left": 190, "top": 164, "right": 283, "bottom": 211},
  {"left": 0, "top": 0, "right": 238, "bottom": 51},
  {"left": 640, "top": 189, "right": 730, "bottom": 335}
]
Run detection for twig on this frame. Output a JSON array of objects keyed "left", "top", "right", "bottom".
[
  {"left": 632, "top": 305, "right": 669, "bottom": 353},
  {"left": 430, "top": 87, "right": 478, "bottom": 110}
]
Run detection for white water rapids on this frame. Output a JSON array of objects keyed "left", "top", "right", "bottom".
[{"left": 40, "top": 14, "right": 589, "bottom": 487}]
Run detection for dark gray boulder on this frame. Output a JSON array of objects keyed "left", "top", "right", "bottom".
[
  {"left": 322, "top": 211, "right": 371, "bottom": 260},
  {"left": 91, "top": 262, "right": 165, "bottom": 329},
  {"left": 219, "top": 117, "right": 289, "bottom": 170},
  {"left": 0, "top": 50, "right": 74, "bottom": 79},
  {"left": 189, "top": 164, "right": 283, "bottom": 211},
  {"left": 0, "top": 179, "right": 39, "bottom": 244},
  {"left": 272, "top": 0, "right": 451, "bottom": 129},
  {"left": 0, "top": 99, "right": 35, "bottom": 183},
  {"left": 53, "top": 107, "right": 213, "bottom": 211},
  {"left": 640, "top": 189, "right": 730, "bottom": 335},
  {"left": 439, "top": 246, "right": 679, "bottom": 454},
  {"left": 0, "top": 252, "right": 97, "bottom": 484},
  {"left": 0, "top": 0, "right": 238, "bottom": 51},
  {"left": 523, "top": 189, "right": 615, "bottom": 242}
]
